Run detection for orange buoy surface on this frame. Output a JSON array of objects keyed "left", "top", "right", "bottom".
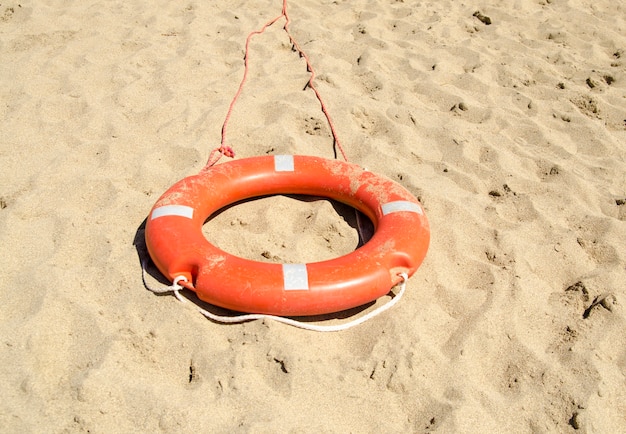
[{"left": 145, "top": 155, "right": 430, "bottom": 316}]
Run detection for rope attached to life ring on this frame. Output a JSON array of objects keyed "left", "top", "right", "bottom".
[
  {"left": 143, "top": 263, "right": 407, "bottom": 332},
  {"left": 205, "top": 0, "right": 347, "bottom": 168},
  {"left": 145, "top": 2, "right": 412, "bottom": 330},
  {"left": 141, "top": 260, "right": 187, "bottom": 303}
]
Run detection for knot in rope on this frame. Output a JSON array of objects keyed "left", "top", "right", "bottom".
[
  {"left": 219, "top": 146, "right": 235, "bottom": 158},
  {"left": 206, "top": 145, "right": 236, "bottom": 168},
  {"left": 142, "top": 259, "right": 188, "bottom": 303}
]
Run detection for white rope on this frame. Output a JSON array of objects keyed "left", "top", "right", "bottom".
[
  {"left": 196, "top": 273, "right": 408, "bottom": 332},
  {"left": 143, "top": 258, "right": 408, "bottom": 331},
  {"left": 141, "top": 260, "right": 186, "bottom": 303}
]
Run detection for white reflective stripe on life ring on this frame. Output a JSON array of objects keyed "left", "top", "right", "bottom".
[
  {"left": 282, "top": 263, "right": 309, "bottom": 290},
  {"left": 151, "top": 205, "right": 195, "bottom": 220},
  {"left": 381, "top": 201, "right": 423, "bottom": 215},
  {"left": 274, "top": 154, "right": 295, "bottom": 172}
]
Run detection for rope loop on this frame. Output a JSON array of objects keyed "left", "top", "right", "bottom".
[
  {"left": 141, "top": 259, "right": 187, "bottom": 303},
  {"left": 144, "top": 255, "right": 409, "bottom": 331},
  {"left": 202, "top": 0, "right": 347, "bottom": 170},
  {"left": 195, "top": 272, "right": 409, "bottom": 332}
]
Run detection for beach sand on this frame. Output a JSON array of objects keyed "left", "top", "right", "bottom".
[{"left": 1, "top": 0, "right": 625, "bottom": 432}]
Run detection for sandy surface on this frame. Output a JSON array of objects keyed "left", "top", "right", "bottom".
[{"left": 1, "top": 0, "right": 625, "bottom": 432}]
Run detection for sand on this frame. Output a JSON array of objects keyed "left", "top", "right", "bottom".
[{"left": 1, "top": 0, "right": 625, "bottom": 432}]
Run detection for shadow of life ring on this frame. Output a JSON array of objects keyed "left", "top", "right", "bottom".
[{"left": 145, "top": 155, "right": 430, "bottom": 316}]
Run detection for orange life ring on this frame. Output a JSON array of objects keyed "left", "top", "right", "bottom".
[{"left": 145, "top": 155, "right": 430, "bottom": 316}]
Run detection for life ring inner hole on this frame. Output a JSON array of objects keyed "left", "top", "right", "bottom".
[{"left": 202, "top": 194, "right": 375, "bottom": 264}]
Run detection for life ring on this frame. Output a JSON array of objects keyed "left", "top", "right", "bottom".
[{"left": 145, "top": 155, "right": 430, "bottom": 316}]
